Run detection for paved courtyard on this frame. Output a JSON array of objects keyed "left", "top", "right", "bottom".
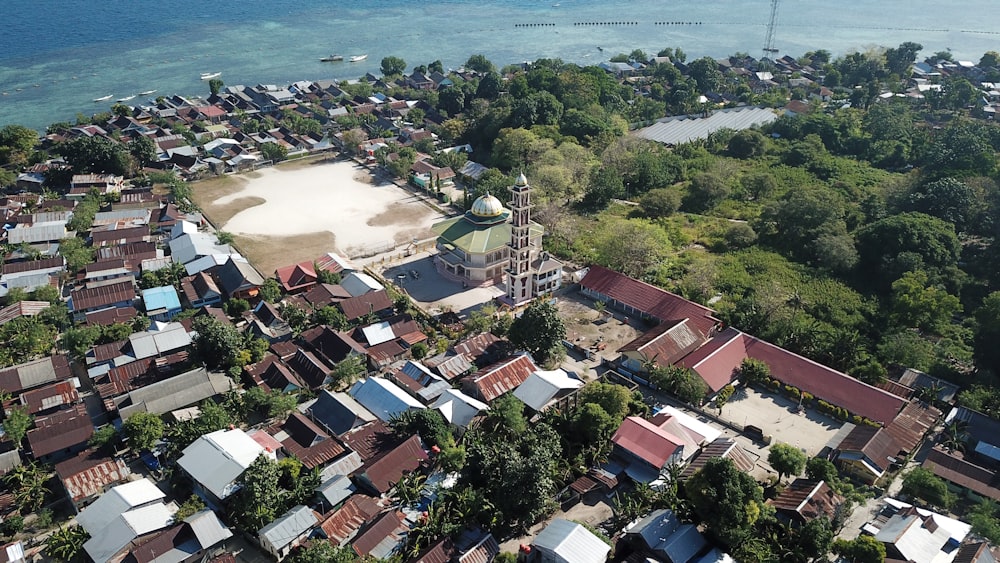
[
  {"left": 718, "top": 386, "right": 844, "bottom": 457},
  {"left": 379, "top": 252, "right": 503, "bottom": 317}
]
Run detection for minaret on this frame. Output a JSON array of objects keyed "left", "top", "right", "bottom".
[{"left": 507, "top": 173, "right": 533, "bottom": 305}]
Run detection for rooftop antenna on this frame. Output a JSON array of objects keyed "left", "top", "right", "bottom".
[{"left": 762, "top": 0, "right": 780, "bottom": 62}]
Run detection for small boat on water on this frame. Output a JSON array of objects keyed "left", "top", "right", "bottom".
[
  {"left": 349, "top": 54, "right": 368, "bottom": 62},
  {"left": 93, "top": 94, "right": 113, "bottom": 102},
  {"left": 117, "top": 95, "right": 136, "bottom": 102},
  {"left": 200, "top": 72, "right": 222, "bottom": 80},
  {"left": 320, "top": 54, "right": 344, "bottom": 62},
  {"left": 597, "top": 46, "right": 604, "bottom": 51},
  {"left": 138, "top": 89, "right": 157, "bottom": 96}
]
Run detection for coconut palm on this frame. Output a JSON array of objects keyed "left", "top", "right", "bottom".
[
  {"left": 45, "top": 525, "right": 89, "bottom": 561},
  {"left": 941, "top": 420, "right": 969, "bottom": 453}
]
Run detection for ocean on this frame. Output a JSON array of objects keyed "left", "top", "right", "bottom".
[{"left": 2, "top": 0, "right": 999, "bottom": 131}]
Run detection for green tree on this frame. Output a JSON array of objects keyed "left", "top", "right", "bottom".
[
  {"left": 715, "top": 384, "right": 735, "bottom": 412},
  {"left": 683, "top": 172, "right": 730, "bottom": 212},
  {"left": 901, "top": 467, "right": 953, "bottom": 508},
  {"left": 287, "top": 542, "right": 358, "bottom": 563},
  {"left": 391, "top": 409, "right": 452, "bottom": 447},
  {"left": 728, "top": 129, "right": 768, "bottom": 159},
  {"left": 208, "top": 78, "right": 224, "bottom": 96},
  {"left": 260, "top": 142, "right": 288, "bottom": 163},
  {"left": 476, "top": 72, "right": 503, "bottom": 101},
  {"left": 0, "top": 124, "right": 39, "bottom": 167},
  {"left": 329, "top": 355, "right": 367, "bottom": 389},
  {"left": 889, "top": 270, "right": 961, "bottom": 333},
  {"left": 380, "top": 56, "right": 407, "bottom": 76},
  {"left": 975, "top": 291, "right": 1000, "bottom": 375},
  {"left": 832, "top": 536, "right": 886, "bottom": 563},
  {"left": 57, "top": 135, "right": 132, "bottom": 176},
  {"left": 59, "top": 236, "right": 96, "bottom": 273},
  {"left": 410, "top": 342, "right": 429, "bottom": 360},
  {"left": 122, "top": 412, "right": 164, "bottom": 451},
  {"left": 805, "top": 457, "right": 839, "bottom": 483},
  {"left": 5, "top": 462, "right": 50, "bottom": 513},
  {"left": 45, "top": 525, "right": 90, "bottom": 562},
  {"left": 174, "top": 495, "right": 206, "bottom": 520},
  {"left": 508, "top": 299, "right": 566, "bottom": 365},
  {"left": 3, "top": 406, "right": 33, "bottom": 446},
  {"left": 768, "top": 442, "right": 807, "bottom": 481},
  {"left": 685, "top": 457, "right": 765, "bottom": 547},
  {"left": 465, "top": 54, "right": 496, "bottom": 74},
  {"left": 639, "top": 188, "right": 681, "bottom": 218},
  {"left": 967, "top": 498, "right": 1000, "bottom": 544},
  {"left": 798, "top": 517, "right": 835, "bottom": 561},
  {"left": 192, "top": 316, "right": 243, "bottom": 370},
  {"left": 856, "top": 212, "right": 960, "bottom": 288},
  {"left": 885, "top": 42, "right": 923, "bottom": 75},
  {"left": 87, "top": 425, "right": 118, "bottom": 453},
  {"left": 127, "top": 135, "right": 157, "bottom": 169},
  {"left": 907, "top": 177, "right": 978, "bottom": 231},
  {"left": 590, "top": 217, "right": 672, "bottom": 278},
  {"left": 310, "top": 306, "right": 349, "bottom": 331},
  {"left": 229, "top": 455, "right": 288, "bottom": 533},
  {"left": 738, "top": 358, "right": 771, "bottom": 386}
]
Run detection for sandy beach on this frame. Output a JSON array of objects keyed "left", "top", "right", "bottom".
[{"left": 191, "top": 159, "right": 448, "bottom": 274}]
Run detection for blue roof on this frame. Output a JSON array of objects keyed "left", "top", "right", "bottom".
[{"left": 141, "top": 286, "right": 181, "bottom": 311}]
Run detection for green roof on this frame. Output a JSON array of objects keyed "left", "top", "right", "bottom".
[{"left": 431, "top": 216, "right": 543, "bottom": 255}]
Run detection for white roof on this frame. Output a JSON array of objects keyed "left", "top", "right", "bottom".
[
  {"left": 655, "top": 406, "right": 722, "bottom": 444},
  {"left": 341, "top": 271, "right": 382, "bottom": 297},
  {"left": 184, "top": 253, "right": 244, "bottom": 276},
  {"left": 349, "top": 377, "right": 425, "bottom": 422},
  {"left": 533, "top": 519, "right": 610, "bottom": 563},
  {"left": 77, "top": 478, "right": 165, "bottom": 534},
  {"left": 362, "top": 321, "right": 396, "bottom": 346},
  {"left": 169, "top": 232, "right": 232, "bottom": 265},
  {"left": 83, "top": 502, "right": 174, "bottom": 563},
  {"left": 127, "top": 321, "right": 191, "bottom": 359},
  {"left": 170, "top": 220, "right": 199, "bottom": 240},
  {"left": 512, "top": 369, "right": 583, "bottom": 411},
  {"left": 259, "top": 505, "right": 319, "bottom": 550},
  {"left": 177, "top": 428, "right": 271, "bottom": 500},
  {"left": 432, "top": 388, "right": 488, "bottom": 428},
  {"left": 635, "top": 106, "right": 778, "bottom": 147}
]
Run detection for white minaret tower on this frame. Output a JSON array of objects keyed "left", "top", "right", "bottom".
[{"left": 506, "top": 173, "right": 533, "bottom": 305}]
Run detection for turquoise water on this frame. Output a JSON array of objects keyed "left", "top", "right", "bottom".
[{"left": 2, "top": 0, "right": 999, "bottom": 130}]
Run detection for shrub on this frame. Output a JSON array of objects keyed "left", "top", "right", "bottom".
[{"left": 801, "top": 392, "right": 814, "bottom": 403}]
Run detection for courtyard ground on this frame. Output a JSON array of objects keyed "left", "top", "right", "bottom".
[
  {"left": 718, "top": 386, "right": 844, "bottom": 457},
  {"left": 190, "top": 159, "right": 446, "bottom": 275}
]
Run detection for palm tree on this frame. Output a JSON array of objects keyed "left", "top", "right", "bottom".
[
  {"left": 941, "top": 420, "right": 968, "bottom": 453},
  {"left": 5, "top": 462, "right": 49, "bottom": 512},
  {"left": 45, "top": 526, "right": 89, "bottom": 562},
  {"left": 392, "top": 471, "right": 427, "bottom": 507}
]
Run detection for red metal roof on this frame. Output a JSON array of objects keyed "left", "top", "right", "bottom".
[
  {"left": 769, "top": 479, "right": 844, "bottom": 523},
  {"left": 580, "top": 265, "right": 720, "bottom": 336},
  {"left": 84, "top": 306, "right": 139, "bottom": 327},
  {"left": 611, "top": 416, "right": 683, "bottom": 469},
  {"left": 54, "top": 449, "right": 130, "bottom": 502},
  {"left": 70, "top": 279, "right": 136, "bottom": 312},
  {"left": 275, "top": 261, "right": 317, "bottom": 293},
  {"left": 352, "top": 510, "right": 407, "bottom": 557},
  {"left": 20, "top": 380, "right": 79, "bottom": 414},
  {"left": 1, "top": 257, "right": 64, "bottom": 275},
  {"left": 461, "top": 354, "right": 537, "bottom": 402},
  {"left": 339, "top": 290, "right": 393, "bottom": 321},
  {"left": 619, "top": 318, "right": 707, "bottom": 367},
  {"left": 341, "top": 421, "right": 404, "bottom": 462},
  {"left": 922, "top": 446, "right": 1000, "bottom": 501},
  {"left": 27, "top": 404, "right": 94, "bottom": 457},
  {"left": 275, "top": 412, "right": 347, "bottom": 469},
  {"left": 362, "top": 435, "right": 427, "bottom": 494},
  {"left": 677, "top": 327, "right": 746, "bottom": 392},
  {"left": 320, "top": 494, "right": 382, "bottom": 543},
  {"left": 741, "top": 334, "right": 906, "bottom": 424}
]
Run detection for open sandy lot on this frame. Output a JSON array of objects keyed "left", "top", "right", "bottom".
[
  {"left": 190, "top": 160, "right": 447, "bottom": 274},
  {"left": 720, "top": 386, "right": 844, "bottom": 457}
]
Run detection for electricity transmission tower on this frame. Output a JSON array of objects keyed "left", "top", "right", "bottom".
[{"left": 762, "top": 0, "right": 780, "bottom": 61}]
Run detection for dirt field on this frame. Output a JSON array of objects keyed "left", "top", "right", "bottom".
[
  {"left": 189, "top": 160, "right": 447, "bottom": 274},
  {"left": 557, "top": 292, "right": 644, "bottom": 362}
]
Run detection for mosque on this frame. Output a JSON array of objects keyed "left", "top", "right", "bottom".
[{"left": 431, "top": 173, "right": 562, "bottom": 305}]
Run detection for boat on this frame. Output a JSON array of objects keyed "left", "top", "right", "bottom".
[
  {"left": 93, "top": 94, "right": 113, "bottom": 102},
  {"left": 348, "top": 54, "right": 368, "bottom": 62},
  {"left": 597, "top": 46, "right": 604, "bottom": 51},
  {"left": 117, "top": 95, "right": 136, "bottom": 102},
  {"left": 320, "top": 54, "right": 344, "bottom": 62},
  {"left": 138, "top": 89, "right": 157, "bottom": 96},
  {"left": 200, "top": 72, "right": 222, "bottom": 80}
]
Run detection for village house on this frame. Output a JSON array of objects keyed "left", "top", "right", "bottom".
[
  {"left": 53, "top": 449, "right": 131, "bottom": 512},
  {"left": 529, "top": 519, "right": 611, "bottom": 563},
  {"left": 258, "top": 505, "right": 320, "bottom": 561},
  {"left": 68, "top": 173, "right": 124, "bottom": 200},
  {"left": 460, "top": 353, "right": 539, "bottom": 403},
  {"left": 178, "top": 427, "right": 277, "bottom": 505},
  {"left": 348, "top": 377, "right": 425, "bottom": 422},
  {"left": 305, "top": 390, "right": 378, "bottom": 437},
  {"left": 77, "top": 478, "right": 174, "bottom": 563},
  {"left": 769, "top": 479, "right": 845, "bottom": 525}
]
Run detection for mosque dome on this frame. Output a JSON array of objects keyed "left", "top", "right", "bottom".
[{"left": 471, "top": 193, "right": 506, "bottom": 218}]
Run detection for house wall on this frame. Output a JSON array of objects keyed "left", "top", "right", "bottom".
[{"left": 836, "top": 455, "right": 881, "bottom": 484}]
